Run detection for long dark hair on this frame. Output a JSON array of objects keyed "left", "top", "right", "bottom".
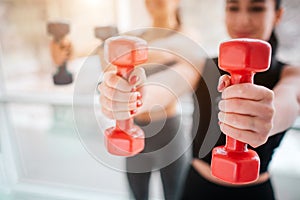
[{"left": 269, "top": 0, "right": 281, "bottom": 55}]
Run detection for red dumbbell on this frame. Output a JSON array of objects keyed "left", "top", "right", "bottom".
[
  {"left": 211, "top": 39, "right": 271, "bottom": 184},
  {"left": 103, "top": 36, "right": 147, "bottom": 156}
]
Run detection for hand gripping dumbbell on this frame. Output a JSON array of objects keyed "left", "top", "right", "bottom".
[
  {"left": 94, "top": 26, "right": 118, "bottom": 43},
  {"left": 47, "top": 21, "right": 73, "bottom": 85},
  {"left": 103, "top": 36, "right": 147, "bottom": 156},
  {"left": 211, "top": 39, "right": 271, "bottom": 184}
]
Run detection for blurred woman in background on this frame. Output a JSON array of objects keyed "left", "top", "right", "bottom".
[{"left": 101, "top": 0, "right": 202, "bottom": 199}]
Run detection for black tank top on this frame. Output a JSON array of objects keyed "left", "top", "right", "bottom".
[{"left": 192, "top": 56, "right": 288, "bottom": 173}]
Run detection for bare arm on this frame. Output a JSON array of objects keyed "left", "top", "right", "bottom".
[
  {"left": 138, "top": 59, "right": 203, "bottom": 114},
  {"left": 270, "top": 65, "right": 300, "bottom": 135},
  {"left": 98, "top": 32, "right": 206, "bottom": 120},
  {"left": 99, "top": 59, "right": 204, "bottom": 120}
]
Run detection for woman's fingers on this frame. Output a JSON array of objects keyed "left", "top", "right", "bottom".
[
  {"left": 98, "top": 82, "right": 140, "bottom": 102},
  {"left": 218, "top": 98, "right": 274, "bottom": 119},
  {"left": 99, "top": 83, "right": 141, "bottom": 120},
  {"left": 100, "top": 94, "right": 140, "bottom": 112},
  {"left": 102, "top": 67, "right": 146, "bottom": 91},
  {"left": 218, "top": 111, "right": 273, "bottom": 135},
  {"left": 218, "top": 74, "right": 231, "bottom": 92},
  {"left": 103, "top": 72, "right": 133, "bottom": 92},
  {"left": 101, "top": 106, "right": 132, "bottom": 120},
  {"left": 218, "top": 77, "right": 275, "bottom": 147},
  {"left": 222, "top": 83, "right": 274, "bottom": 102},
  {"left": 98, "top": 67, "right": 146, "bottom": 120},
  {"left": 219, "top": 122, "right": 269, "bottom": 148}
]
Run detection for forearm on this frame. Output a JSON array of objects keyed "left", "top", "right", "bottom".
[
  {"left": 269, "top": 66, "right": 300, "bottom": 136},
  {"left": 270, "top": 86, "right": 300, "bottom": 136},
  {"left": 137, "top": 62, "right": 202, "bottom": 114}
]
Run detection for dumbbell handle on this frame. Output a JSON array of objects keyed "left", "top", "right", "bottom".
[
  {"left": 116, "top": 65, "right": 133, "bottom": 79},
  {"left": 115, "top": 65, "right": 135, "bottom": 131},
  {"left": 225, "top": 71, "right": 254, "bottom": 152}
]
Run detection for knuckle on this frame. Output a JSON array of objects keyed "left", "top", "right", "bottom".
[
  {"left": 263, "top": 105, "right": 275, "bottom": 119},
  {"left": 268, "top": 106, "right": 275, "bottom": 118},
  {"left": 257, "top": 119, "right": 272, "bottom": 137},
  {"left": 251, "top": 141, "right": 261, "bottom": 148},
  {"left": 266, "top": 90, "right": 274, "bottom": 101},
  {"left": 258, "top": 134, "right": 268, "bottom": 146},
  {"left": 264, "top": 121, "right": 273, "bottom": 133},
  {"left": 256, "top": 119, "right": 272, "bottom": 135},
  {"left": 251, "top": 133, "right": 267, "bottom": 148}
]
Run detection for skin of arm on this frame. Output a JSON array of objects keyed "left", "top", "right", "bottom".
[
  {"left": 137, "top": 59, "right": 203, "bottom": 114},
  {"left": 270, "top": 65, "right": 300, "bottom": 135}
]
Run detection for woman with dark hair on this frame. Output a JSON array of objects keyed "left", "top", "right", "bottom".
[{"left": 182, "top": 0, "right": 300, "bottom": 199}]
